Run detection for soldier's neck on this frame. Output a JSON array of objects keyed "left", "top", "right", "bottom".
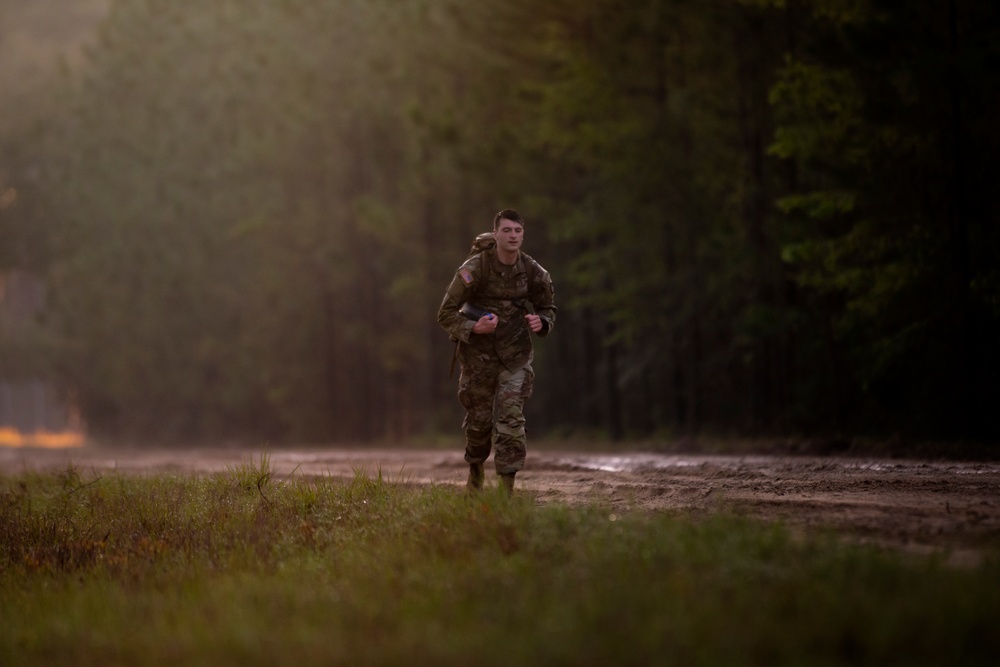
[{"left": 496, "top": 248, "right": 519, "bottom": 265}]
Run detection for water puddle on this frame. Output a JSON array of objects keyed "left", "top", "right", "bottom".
[{"left": 558, "top": 453, "right": 1000, "bottom": 476}]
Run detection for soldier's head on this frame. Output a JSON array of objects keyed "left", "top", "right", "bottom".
[
  {"left": 493, "top": 209, "right": 525, "bottom": 259},
  {"left": 493, "top": 209, "right": 524, "bottom": 230}
]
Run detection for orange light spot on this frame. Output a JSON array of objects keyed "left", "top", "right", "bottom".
[{"left": 0, "top": 427, "right": 85, "bottom": 449}]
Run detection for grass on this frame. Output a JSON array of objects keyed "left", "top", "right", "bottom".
[{"left": 1, "top": 455, "right": 998, "bottom": 667}]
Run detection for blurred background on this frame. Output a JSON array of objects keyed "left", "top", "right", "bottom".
[{"left": 1, "top": 0, "right": 998, "bottom": 450}]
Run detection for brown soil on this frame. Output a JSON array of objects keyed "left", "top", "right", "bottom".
[{"left": 3, "top": 445, "right": 998, "bottom": 565}]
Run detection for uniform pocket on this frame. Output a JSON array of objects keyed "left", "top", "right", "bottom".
[{"left": 520, "top": 365, "right": 535, "bottom": 400}]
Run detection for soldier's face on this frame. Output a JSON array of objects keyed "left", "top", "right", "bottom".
[{"left": 495, "top": 219, "right": 524, "bottom": 253}]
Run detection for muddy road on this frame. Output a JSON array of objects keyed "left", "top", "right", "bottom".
[{"left": 3, "top": 445, "right": 998, "bottom": 564}]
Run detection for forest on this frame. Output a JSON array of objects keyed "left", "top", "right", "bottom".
[{"left": 1, "top": 0, "right": 998, "bottom": 447}]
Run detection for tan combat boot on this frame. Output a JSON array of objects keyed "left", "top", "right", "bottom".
[
  {"left": 467, "top": 462, "right": 485, "bottom": 491},
  {"left": 499, "top": 472, "right": 516, "bottom": 496}
]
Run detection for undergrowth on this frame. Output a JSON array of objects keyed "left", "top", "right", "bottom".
[{"left": 1, "top": 461, "right": 998, "bottom": 667}]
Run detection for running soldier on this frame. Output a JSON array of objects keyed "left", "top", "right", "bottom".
[{"left": 437, "top": 209, "right": 557, "bottom": 494}]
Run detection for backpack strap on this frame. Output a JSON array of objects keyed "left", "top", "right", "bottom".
[
  {"left": 520, "top": 252, "right": 538, "bottom": 292},
  {"left": 467, "top": 232, "right": 495, "bottom": 300}
]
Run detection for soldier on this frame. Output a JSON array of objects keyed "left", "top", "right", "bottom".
[{"left": 437, "top": 209, "right": 557, "bottom": 495}]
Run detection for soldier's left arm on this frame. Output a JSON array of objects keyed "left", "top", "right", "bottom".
[{"left": 530, "top": 263, "right": 557, "bottom": 336}]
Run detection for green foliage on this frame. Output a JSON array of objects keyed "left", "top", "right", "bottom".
[
  {"left": 768, "top": 59, "right": 869, "bottom": 170},
  {"left": 4, "top": 0, "right": 1000, "bottom": 443},
  {"left": 1, "top": 469, "right": 999, "bottom": 666},
  {"left": 37, "top": 0, "right": 449, "bottom": 440},
  {"left": 765, "top": 0, "right": 1000, "bottom": 435}
]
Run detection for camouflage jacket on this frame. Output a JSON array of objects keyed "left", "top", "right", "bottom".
[{"left": 437, "top": 241, "right": 556, "bottom": 372}]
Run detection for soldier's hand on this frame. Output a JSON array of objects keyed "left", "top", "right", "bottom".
[
  {"left": 525, "top": 314, "right": 543, "bottom": 333},
  {"left": 472, "top": 313, "right": 498, "bottom": 334}
]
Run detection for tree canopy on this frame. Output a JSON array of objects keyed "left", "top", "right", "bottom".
[{"left": 1, "top": 0, "right": 997, "bottom": 445}]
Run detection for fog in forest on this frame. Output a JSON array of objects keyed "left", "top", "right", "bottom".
[{"left": 1, "top": 0, "right": 998, "bottom": 451}]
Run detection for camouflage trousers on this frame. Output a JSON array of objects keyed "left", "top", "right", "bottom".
[{"left": 457, "top": 359, "right": 535, "bottom": 475}]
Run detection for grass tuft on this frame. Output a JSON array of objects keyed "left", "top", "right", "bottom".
[{"left": 226, "top": 451, "right": 273, "bottom": 502}]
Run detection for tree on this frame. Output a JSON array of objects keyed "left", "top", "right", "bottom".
[
  {"left": 43, "top": 0, "right": 452, "bottom": 440},
  {"left": 766, "top": 0, "right": 1000, "bottom": 438}
]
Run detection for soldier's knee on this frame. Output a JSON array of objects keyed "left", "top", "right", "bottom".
[{"left": 495, "top": 421, "right": 525, "bottom": 438}]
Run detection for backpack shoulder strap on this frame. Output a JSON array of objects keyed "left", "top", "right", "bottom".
[
  {"left": 466, "top": 232, "right": 496, "bottom": 299},
  {"left": 471, "top": 249, "right": 491, "bottom": 299},
  {"left": 520, "top": 251, "right": 538, "bottom": 288}
]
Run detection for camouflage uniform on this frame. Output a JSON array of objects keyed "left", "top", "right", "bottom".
[{"left": 437, "top": 237, "right": 556, "bottom": 475}]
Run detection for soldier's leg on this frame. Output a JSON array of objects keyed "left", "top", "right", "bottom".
[
  {"left": 493, "top": 365, "right": 534, "bottom": 475},
  {"left": 457, "top": 359, "right": 498, "bottom": 465}
]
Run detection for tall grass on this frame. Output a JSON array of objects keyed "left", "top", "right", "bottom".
[{"left": 1, "top": 459, "right": 998, "bottom": 666}]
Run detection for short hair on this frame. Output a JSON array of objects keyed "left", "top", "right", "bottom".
[{"left": 493, "top": 209, "right": 524, "bottom": 229}]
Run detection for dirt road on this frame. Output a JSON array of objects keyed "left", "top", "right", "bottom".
[{"left": 2, "top": 445, "right": 998, "bottom": 564}]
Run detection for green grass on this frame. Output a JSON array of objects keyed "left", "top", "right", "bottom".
[{"left": 1, "top": 455, "right": 998, "bottom": 667}]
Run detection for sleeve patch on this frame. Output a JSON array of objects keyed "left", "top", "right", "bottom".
[{"left": 459, "top": 269, "right": 474, "bottom": 285}]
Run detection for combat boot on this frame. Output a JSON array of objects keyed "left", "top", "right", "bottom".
[
  {"left": 467, "top": 462, "right": 485, "bottom": 491},
  {"left": 499, "top": 472, "right": 516, "bottom": 496}
]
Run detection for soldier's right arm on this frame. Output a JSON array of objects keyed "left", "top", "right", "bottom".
[{"left": 437, "top": 257, "right": 481, "bottom": 343}]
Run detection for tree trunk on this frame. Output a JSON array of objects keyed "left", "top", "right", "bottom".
[{"left": 946, "top": 0, "right": 973, "bottom": 435}]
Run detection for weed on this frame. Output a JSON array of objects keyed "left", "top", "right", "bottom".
[{"left": 226, "top": 451, "right": 273, "bottom": 505}]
